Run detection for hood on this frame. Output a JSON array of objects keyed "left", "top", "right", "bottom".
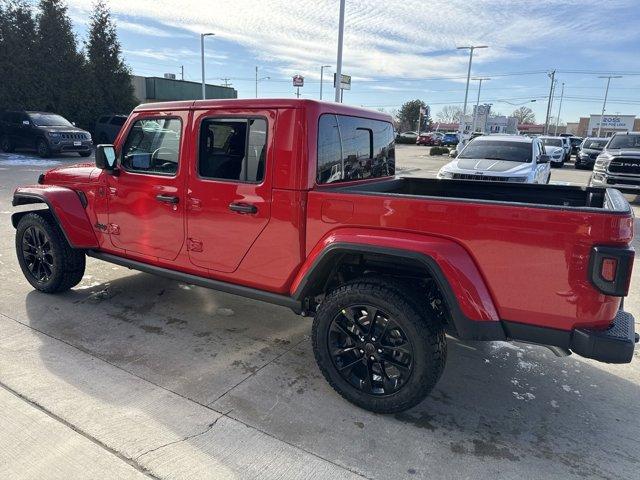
[
  {"left": 36, "top": 125, "right": 89, "bottom": 134},
  {"left": 43, "top": 162, "right": 99, "bottom": 185},
  {"left": 454, "top": 158, "right": 532, "bottom": 173},
  {"left": 604, "top": 149, "right": 640, "bottom": 158}
]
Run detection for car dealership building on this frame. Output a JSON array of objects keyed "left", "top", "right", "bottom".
[{"left": 568, "top": 114, "right": 640, "bottom": 137}]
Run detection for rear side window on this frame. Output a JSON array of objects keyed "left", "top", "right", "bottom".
[
  {"left": 121, "top": 118, "right": 182, "bottom": 175},
  {"left": 317, "top": 114, "right": 395, "bottom": 184},
  {"left": 198, "top": 118, "right": 267, "bottom": 183}
]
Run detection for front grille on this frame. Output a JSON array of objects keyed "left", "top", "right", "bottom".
[
  {"left": 608, "top": 157, "right": 640, "bottom": 175},
  {"left": 452, "top": 173, "right": 510, "bottom": 182},
  {"left": 60, "top": 132, "right": 86, "bottom": 140},
  {"left": 607, "top": 177, "right": 640, "bottom": 186}
]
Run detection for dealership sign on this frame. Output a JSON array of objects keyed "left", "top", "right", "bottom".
[
  {"left": 292, "top": 75, "right": 304, "bottom": 87},
  {"left": 588, "top": 114, "right": 635, "bottom": 132}
]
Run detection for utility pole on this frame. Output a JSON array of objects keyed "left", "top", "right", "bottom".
[
  {"left": 544, "top": 70, "right": 556, "bottom": 135},
  {"left": 456, "top": 45, "right": 488, "bottom": 140},
  {"left": 180, "top": 65, "right": 184, "bottom": 81},
  {"left": 334, "top": 0, "right": 346, "bottom": 102},
  {"left": 220, "top": 78, "right": 232, "bottom": 88},
  {"left": 320, "top": 65, "right": 331, "bottom": 100},
  {"left": 200, "top": 33, "right": 215, "bottom": 99},
  {"left": 554, "top": 82, "right": 565, "bottom": 136},
  {"left": 254, "top": 67, "right": 270, "bottom": 98},
  {"left": 471, "top": 77, "right": 490, "bottom": 133},
  {"left": 597, "top": 75, "right": 622, "bottom": 137}
]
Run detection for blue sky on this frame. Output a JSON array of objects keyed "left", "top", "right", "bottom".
[{"left": 62, "top": 0, "right": 640, "bottom": 124}]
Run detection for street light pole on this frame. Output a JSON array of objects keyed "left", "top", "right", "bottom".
[
  {"left": 554, "top": 82, "right": 565, "bottom": 136},
  {"left": 200, "top": 33, "right": 215, "bottom": 99},
  {"left": 543, "top": 70, "right": 556, "bottom": 135},
  {"left": 254, "top": 66, "right": 270, "bottom": 98},
  {"left": 597, "top": 75, "right": 622, "bottom": 137},
  {"left": 456, "top": 45, "right": 488, "bottom": 139},
  {"left": 471, "top": 77, "right": 490, "bottom": 133},
  {"left": 334, "top": 0, "right": 346, "bottom": 102},
  {"left": 320, "top": 65, "right": 331, "bottom": 100}
]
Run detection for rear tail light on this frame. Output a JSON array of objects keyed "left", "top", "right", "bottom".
[{"left": 589, "top": 246, "right": 634, "bottom": 296}]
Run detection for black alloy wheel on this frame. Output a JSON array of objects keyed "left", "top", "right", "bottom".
[
  {"left": 21, "top": 225, "right": 55, "bottom": 283},
  {"left": 328, "top": 304, "right": 414, "bottom": 396}
]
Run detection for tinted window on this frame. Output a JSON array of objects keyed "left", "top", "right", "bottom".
[
  {"left": 458, "top": 140, "right": 532, "bottom": 162},
  {"left": 540, "top": 137, "right": 562, "bottom": 147},
  {"left": 121, "top": 118, "right": 181, "bottom": 175},
  {"left": 28, "top": 113, "right": 73, "bottom": 127},
  {"left": 98, "top": 116, "right": 110, "bottom": 123},
  {"left": 109, "top": 116, "right": 126, "bottom": 126},
  {"left": 317, "top": 114, "right": 395, "bottom": 184},
  {"left": 607, "top": 135, "right": 640, "bottom": 149},
  {"left": 198, "top": 118, "right": 266, "bottom": 182},
  {"left": 583, "top": 139, "right": 607, "bottom": 150}
]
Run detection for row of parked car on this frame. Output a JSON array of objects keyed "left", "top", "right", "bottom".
[
  {"left": 434, "top": 131, "right": 640, "bottom": 191},
  {"left": 0, "top": 110, "right": 126, "bottom": 158}
]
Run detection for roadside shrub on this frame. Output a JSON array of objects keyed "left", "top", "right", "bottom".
[{"left": 430, "top": 146, "right": 450, "bottom": 156}]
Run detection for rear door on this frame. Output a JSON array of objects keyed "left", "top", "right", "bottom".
[
  {"left": 186, "top": 109, "right": 275, "bottom": 272},
  {"left": 106, "top": 111, "right": 188, "bottom": 260}
]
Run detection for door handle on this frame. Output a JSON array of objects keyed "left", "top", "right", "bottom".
[
  {"left": 156, "top": 194, "right": 179, "bottom": 204},
  {"left": 228, "top": 202, "right": 258, "bottom": 214}
]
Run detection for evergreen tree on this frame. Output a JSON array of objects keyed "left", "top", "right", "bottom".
[
  {"left": 36, "top": 0, "right": 91, "bottom": 127},
  {"left": 86, "top": 0, "right": 136, "bottom": 122},
  {"left": 396, "top": 99, "right": 427, "bottom": 132},
  {"left": 0, "top": 1, "right": 39, "bottom": 110}
]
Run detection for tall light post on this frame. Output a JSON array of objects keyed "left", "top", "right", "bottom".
[
  {"left": 320, "top": 65, "right": 331, "bottom": 100},
  {"left": 543, "top": 70, "right": 556, "bottom": 135},
  {"left": 334, "top": 0, "right": 346, "bottom": 102},
  {"left": 255, "top": 66, "right": 270, "bottom": 98},
  {"left": 597, "top": 75, "right": 622, "bottom": 137},
  {"left": 200, "top": 32, "right": 215, "bottom": 99},
  {"left": 554, "top": 82, "right": 565, "bottom": 136},
  {"left": 471, "top": 77, "right": 490, "bottom": 133},
  {"left": 456, "top": 45, "right": 488, "bottom": 138}
]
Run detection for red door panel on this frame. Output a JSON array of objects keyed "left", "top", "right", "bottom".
[
  {"left": 186, "top": 109, "right": 275, "bottom": 273},
  {"left": 107, "top": 111, "right": 189, "bottom": 260}
]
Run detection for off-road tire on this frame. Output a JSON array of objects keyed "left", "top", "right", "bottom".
[
  {"left": 312, "top": 279, "right": 446, "bottom": 413},
  {"left": 16, "top": 212, "right": 85, "bottom": 293},
  {"left": 1, "top": 135, "right": 14, "bottom": 153}
]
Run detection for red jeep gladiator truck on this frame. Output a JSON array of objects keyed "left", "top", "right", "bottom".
[{"left": 12, "top": 99, "right": 637, "bottom": 413}]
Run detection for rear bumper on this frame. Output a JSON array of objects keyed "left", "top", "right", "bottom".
[
  {"left": 571, "top": 310, "right": 637, "bottom": 363},
  {"left": 503, "top": 309, "right": 637, "bottom": 364}
]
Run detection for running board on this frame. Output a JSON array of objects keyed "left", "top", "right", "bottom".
[{"left": 86, "top": 250, "right": 302, "bottom": 313}]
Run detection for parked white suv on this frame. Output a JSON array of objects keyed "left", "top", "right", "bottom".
[
  {"left": 540, "top": 136, "right": 570, "bottom": 166},
  {"left": 437, "top": 135, "right": 551, "bottom": 184}
]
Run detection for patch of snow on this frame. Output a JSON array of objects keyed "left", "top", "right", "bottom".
[
  {"left": 518, "top": 360, "right": 537, "bottom": 371},
  {"left": 562, "top": 385, "right": 572, "bottom": 392},
  {"left": 0, "top": 155, "right": 61, "bottom": 167},
  {"left": 551, "top": 400, "right": 559, "bottom": 408}
]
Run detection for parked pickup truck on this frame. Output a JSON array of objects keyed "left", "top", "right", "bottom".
[{"left": 12, "top": 99, "right": 637, "bottom": 413}]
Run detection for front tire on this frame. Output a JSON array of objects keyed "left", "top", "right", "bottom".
[
  {"left": 16, "top": 212, "right": 86, "bottom": 293},
  {"left": 312, "top": 279, "right": 446, "bottom": 413},
  {"left": 36, "top": 138, "right": 51, "bottom": 158}
]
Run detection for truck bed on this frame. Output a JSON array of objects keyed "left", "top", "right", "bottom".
[{"left": 337, "top": 177, "right": 630, "bottom": 213}]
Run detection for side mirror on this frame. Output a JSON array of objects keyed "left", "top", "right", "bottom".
[
  {"left": 538, "top": 154, "right": 550, "bottom": 164},
  {"left": 95, "top": 144, "right": 117, "bottom": 171}
]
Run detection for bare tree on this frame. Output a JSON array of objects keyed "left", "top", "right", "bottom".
[
  {"left": 511, "top": 106, "right": 536, "bottom": 124},
  {"left": 436, "top": 105, "right": 463, "bottom": 123}
]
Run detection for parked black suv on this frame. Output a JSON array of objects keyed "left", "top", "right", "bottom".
[
  {"left": 94, "top": 114, "right": 127, "bottom": 144},
  {"left": 0, "top": 111, "right": 93, "bottom": 158},
  {"left": 575, "top": 137, "right": 607, "bottom": 169}
]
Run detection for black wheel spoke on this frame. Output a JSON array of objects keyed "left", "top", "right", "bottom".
[
  {"left": 20, "top": 225, "right": 54, "bottom": 283},
  {"left": 327, "top": 303, "right": 414, "bottom": 398}
]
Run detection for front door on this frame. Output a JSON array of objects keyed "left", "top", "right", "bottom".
[
  {"left": 107, "top": 112, "right": 188, "bottom": 260},
  {"left": 186, "top": 109, "right": 275, "bottom": 272}
]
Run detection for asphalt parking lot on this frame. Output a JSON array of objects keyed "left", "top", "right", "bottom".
[{"left": 1, "top": 147, "right": 639, "bottom": 480}]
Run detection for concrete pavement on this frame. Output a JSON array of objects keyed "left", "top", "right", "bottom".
[{"left": 1, "top": 148, "right": 639, "bottom": 480}]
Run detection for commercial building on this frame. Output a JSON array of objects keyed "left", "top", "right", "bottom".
[
  {"left": 132, "top": 75, "right": 237, "bottom": 104},
  {"left": 572, "top": 114, "right": 640, "bottom": 138},
  {"left": 460, "top": 105, "right": 519, "bottom": 135}
]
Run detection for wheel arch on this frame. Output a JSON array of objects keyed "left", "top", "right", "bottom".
[
  {"left": 12, "top": 186, "right": 98, "bottom": 249},
  {"left": 292, "top": 231, "right": 505, "bottom": 341}
]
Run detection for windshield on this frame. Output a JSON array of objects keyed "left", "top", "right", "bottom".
[
  {"left": 458, "top": 140, "right": 532, "bottom": 163},
  {"left": 29, "top": 113, "right": 73, "bottom": 127},
  {"left": 583, "top": 139, "right": 607, "bottom": 150},
  {"left": 607, "top": 135, "right": 640, "bottom": 149},
  {"left": 541, "top": 138, "right": 562, "bottom": 147}
]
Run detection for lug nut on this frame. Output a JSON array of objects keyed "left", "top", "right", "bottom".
[
  {"left": 377, "top": 349, "right": 382, "bottom": 354},
  {"left": 371, "top": 337, "right": 376, "bottom": 341},
  {"left": 370, "top": 356, "right": 375, "bottom": 361},
  {"left": 359, "top": 349, "right": 364, "bottom": 354}
]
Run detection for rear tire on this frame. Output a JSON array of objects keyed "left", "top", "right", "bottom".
[
  {"left": 1, "top": 135, "right": 14, "bottom": 153},
  {"left": 15, "top": 212, "right": 85, "bottom": 293},
  {"left": 312, "top": 279, "right": 446, "bottom": 413},
  {"left": 36, "top": 138, "right": 51, "bottom": 158}
]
